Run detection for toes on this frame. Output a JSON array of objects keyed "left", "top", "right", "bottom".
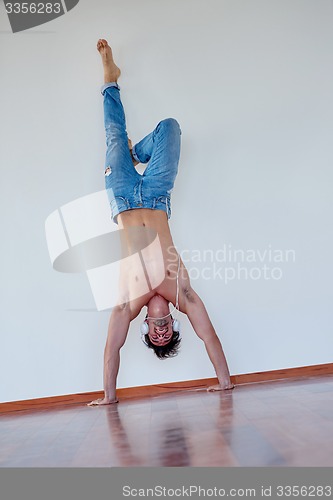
[{"left": 97, "top": 39, "right": 106, "bottom": 49}]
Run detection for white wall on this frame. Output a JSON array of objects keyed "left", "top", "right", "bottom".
[{"left": 1, "top": 0, "right": 333, "bottom": 403}]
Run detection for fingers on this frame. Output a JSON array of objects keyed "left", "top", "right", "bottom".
[
  {"left": 87, "top": 398, "right": 119, "bottom": 407},
  {"left": 87, "top": 399, "right": 102, "bottom": 406},
  {"left": 207, "top": 384, "right": 235, "bottom": 392}
]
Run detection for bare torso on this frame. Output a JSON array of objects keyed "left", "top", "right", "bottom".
[{"left": 116, "top": 208, "right": 188, "bottom": 317}]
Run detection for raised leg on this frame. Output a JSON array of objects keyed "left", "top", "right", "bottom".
[
  {"left": 132, "top": 118, "right": 182, "bottom": 186},
  {"left": 97, "top": 39, "right": 135, "bottom": 177}
]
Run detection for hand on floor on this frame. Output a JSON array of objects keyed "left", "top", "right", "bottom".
[
  {"left": 87, "top": 397, "right": 119, "bottom": 406},
  {"left": 207, "top": 384, "right": 235, "bottom": 392}
]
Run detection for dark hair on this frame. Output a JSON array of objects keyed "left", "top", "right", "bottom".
[{"left": 143, "top": 331, "right": 181, "bottom": 359}]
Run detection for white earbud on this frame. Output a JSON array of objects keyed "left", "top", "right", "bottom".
[
  {"left": 172, "top": 319, "right": 180, "bottom": 333},
  {"left": 140, "top": 321, "right": 149, "bottom": 336}
]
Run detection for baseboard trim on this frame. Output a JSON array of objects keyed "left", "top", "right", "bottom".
[{"left": 1, "top": 362, "right": 332, "bottom": 414}]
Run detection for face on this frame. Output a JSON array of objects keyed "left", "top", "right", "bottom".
[{"left": 146, "top": 294, "right": 173, "bottom": 346}]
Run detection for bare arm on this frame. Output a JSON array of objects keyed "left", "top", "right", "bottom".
[
  {"left": 88, "top": 305, "right": 131, "bottom": 406},
  {"left": 179, "top": 282, "right": 234, "bottom": 391}
]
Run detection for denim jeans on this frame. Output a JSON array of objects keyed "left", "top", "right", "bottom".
[{"left": 101, "top": 82, "right": 182, "bottom": 224}]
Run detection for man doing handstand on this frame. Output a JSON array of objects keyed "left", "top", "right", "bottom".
[{"left": 89, "top": 39, "right": 234, "bottom": 406}]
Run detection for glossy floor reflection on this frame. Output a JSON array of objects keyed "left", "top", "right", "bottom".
[{"left": 1, "top": 376, "right": 333, "bottom": 467}]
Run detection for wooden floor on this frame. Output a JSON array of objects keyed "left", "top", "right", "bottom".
[{"left": 1, "top": 375, "right": 333, "bottom": 467}]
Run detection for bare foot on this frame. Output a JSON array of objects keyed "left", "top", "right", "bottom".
[{"left": 97, "top": 38, "right": 121, "bottom": 84}]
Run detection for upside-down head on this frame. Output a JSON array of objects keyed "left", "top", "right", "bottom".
[{"left": 142, "top": 294, "right": 181, "bottom": 359}]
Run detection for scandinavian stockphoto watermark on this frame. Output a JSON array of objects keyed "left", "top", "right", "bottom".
[
  {"left": 177, "top": 244, "right": 296, "bottom": 284},
  {"left": 45, "top": 189, "right": 296, "bottom": 311},
  {"left": 3, "top": 0, "right": 80, "bottom": 33}
]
